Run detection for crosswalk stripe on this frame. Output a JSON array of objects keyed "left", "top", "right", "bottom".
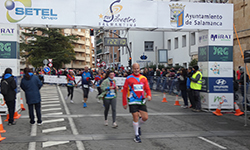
[
  {"left": 42, "top": 126, "right": 67, "bottom": 133},
  {"left": 41, "top": 101, "right": 60, "bottom": 104},
  {"left": 42, "top": 108, "right": 61, "bottom": 112},
  {"left": 42, "top": 141, "right": 70, "bottom": 148},
  {"left": 41, "top": 104, "right": 61, "bottom": 108},
  {"left": 42, "top": 118, "right": 65, "bottom": 124},
  {"left": 43, "top": 112, "right": 63, "bottom": 115},
  {"left": 41, "top": 98, "right": 59, "bottom": 101}
]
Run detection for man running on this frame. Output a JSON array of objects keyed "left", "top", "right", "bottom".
[
  {"left": 123, "top": 63, "right": 152, "bottom": 143},
  {"left": 77, "top": 66, "right": 93, "bottom": 108}
]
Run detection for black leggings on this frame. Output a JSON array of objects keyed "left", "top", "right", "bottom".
[{"left": 67, "top": 86, "right": 74, "bottom": 100}]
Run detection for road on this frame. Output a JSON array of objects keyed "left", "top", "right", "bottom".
[{"left": 1, "top": 84, "right": 250, "bottom": 150}]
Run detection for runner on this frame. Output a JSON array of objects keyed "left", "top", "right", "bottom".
[
  {"left": 94, "top": 70, "right": 103, "bottom": 103},
  {"left": 122, "top": 63, "right": 152, "bottom": 143},
  {"left": 65, "top": 70, "right": 76, "bottom": 103},
  {"left": 99, "top": 71, "right": 118, "bottom": 128},
  {"left": 77, "top": 66, "right": 94, "bottom": 108}
]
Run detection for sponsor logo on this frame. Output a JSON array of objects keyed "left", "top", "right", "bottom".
[
  {"left": 211, "top": 34, "right": 231, "bottom": 41},
  {"left": 201, "top": 94, "right": 206, "bottom": 103},
  {"left": 199, "top": 35, "right": 208, "bottom": 43},
  {"left": 214, "top": 95, "right": 228, "bottom": 103},
  {"left": 214, "top": 79, "right": 229, "bottom": 92},
  {"left": 4, "top": 0, "right": 57, "bottom": 23},
  {"left": 169, "top": 3, "right": 185, "bottom": 27},
  {"left": 98, "top": 0, "right": 136, "bottom": 27},
  {"left": 215, "top": 79, "right": 227, "bottom": 85},
  {"left": 0, "top": 28, "right": 14, "bottom": 36},
  {"left": 210, "top": 62, "right": 220, "bottom": 75}
]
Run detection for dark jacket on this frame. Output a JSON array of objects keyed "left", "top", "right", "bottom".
[
  {"left": 21, "top": 75, "right": 43, "bottom": 105},
  {"left": 239, "top": 72, "right": 249, "bottom": 84},
  {"left": 1, "top": 76, "right": 16, "bottom": 101},
  {"left": 178, "top": 75, "right": 187, "bottom": 91}
]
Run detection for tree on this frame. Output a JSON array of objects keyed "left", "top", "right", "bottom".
[
  {"left": 189, "top": 59, "right": 198, "bottom": 67},
  {"left": 20, "top": 28, "right": 77, "bottom": 69}
]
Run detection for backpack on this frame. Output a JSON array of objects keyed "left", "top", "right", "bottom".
[{"left": 1, "top": 79, "right": 9, "bottom": 96}]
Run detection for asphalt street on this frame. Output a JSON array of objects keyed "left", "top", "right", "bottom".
[{"left": 1, "top": 84, "right": 250, "bottom": 150}]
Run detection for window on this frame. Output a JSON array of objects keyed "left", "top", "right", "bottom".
[
  {"left": 191, "top": 32, "right": 196, "bottom": 45},
  {"left": 130, "top": 42, "right": 132, "bottom": 52},
  {"left": 114, "top": 53, "right": 117, "bottom": 59},
  {"left": 182, "top": 35, "right": 186, "bottom": 47},
  {"left": 110, "top": 54, "right": 112, "bottom": 59},
  {"left": 126, "top": 47, "right": 128, "bottom": 54},
  {"left": 175, "top": 37, "right": 178, "bottom": 49},
  {"left": 167, "top": 39, "right": 171, "bottom": 50},
  {"left": 144, "top": 41, "right": 154, "bottom": 51},
  {"left": 122, "top": 47, "right": 124, "bottom": 55}
]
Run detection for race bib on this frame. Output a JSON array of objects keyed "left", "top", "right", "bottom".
[
  {"left": 83, "top": 84, "right": 89, "bottom": 88},
  {"left": 110, "top": 89, "right": 115, "bottom": 95},
  {"left": 133, "top": 84, "right": 143, "bottom": 91}
]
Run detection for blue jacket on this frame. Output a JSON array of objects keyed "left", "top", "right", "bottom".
[{"left": 21, "top": 75, "right": 43, "bottom": 104}]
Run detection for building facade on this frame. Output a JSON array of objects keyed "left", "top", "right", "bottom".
[{"left": 63, "top": 29, "right": 94, "bottom": 69}]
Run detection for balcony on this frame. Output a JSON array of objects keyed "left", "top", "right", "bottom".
[
  {"left": 86, "top": 41, "right": 91, "bottom": 46},
  {"left": 97, "top": 49, "right": 103, "bottom": 55},
  {"left": 96, "top": 39, "right": 103, "bottom": 46},
  {"left": 86, "top": 49, "right": 90, "bottom": 54},
  {"left": 86, "top": 57, "right": 90, "bottom": 62},
  {"left": 74, "top": 48, "right": 85, "bottom": 53},
  {"left": 75, "top": 56, "right": 86, "bottom": 61},
  {"left": 96, "top": 30, "right": 104, "bottom": 36},
  {"left": 92, "top": 54, "right": 95, "bottom": 57},
  {"left": 72, "top": 30, "right": 85, "bottom": 36}
]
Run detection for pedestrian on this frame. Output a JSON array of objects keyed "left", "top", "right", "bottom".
[
  {"left": 238, "top": 67, "right": 250, "bottom": 110},
  {"left": 99, "top": 71, "right": 118, "bottom": 128},
  {"left": 77, "top": 66, "right": 94, "bottom": 108},
  {"left": 187, "top": 67, "right": 195, "bottom": 109},
  {"left": 65, "top": 70, "right": 76, "bottom": 103},
  {"left": 190, "top": 66, "right": 202, "bottom": 112},
  {"left": 236, "top": 66, "right": 241, "bottom": 80},
  {"left": 123, "top": 63, "right": 152, "bottom": 143},
  {"left": 20, "top": 68, "right": 43, "bottom": 125},
  {"left": 1, "top": 68, "right": 17, "bottom": 125},
  {"left": 178, "top": 68, "right": 188, "bottom": 108}
]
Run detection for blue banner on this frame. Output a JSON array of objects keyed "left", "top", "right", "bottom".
[{"left": 208, "top": 77, "right": 233, "bottom": 93}]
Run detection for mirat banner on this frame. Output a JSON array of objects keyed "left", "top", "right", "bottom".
[{"left": 0, "top": 0, "right": 233, "bottom": 30}]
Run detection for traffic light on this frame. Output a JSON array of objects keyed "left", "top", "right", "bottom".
[
  {"left": 128, "top": 57, "right": 132, "bottom": 68},
  {"left": 90, "top": 29, "right": 94, "bottom": 36}
]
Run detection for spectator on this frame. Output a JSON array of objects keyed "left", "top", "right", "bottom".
[
  {"left": 156, "top": 68, "right": 161, "bottom": 77},
  {"left": 21, "top": 68, "right": 43, "bottom": 125},
  {"left": 236, "top": 66, "right": 241, "bottom": 80},
  {"left": 178, "top": 68, "right": 188, "bottom": 108},
  {"left": 187, "top": 67, "right": 195, "bottom": 109},
  {"left": 1, "top": 68, "right": 17, "bottom": 125},
  {"left": 238, "top": 67, "right": 250, "bottom": 110},
  {"left": 190, "top": 66, "right": 202, "bottom": 112}
]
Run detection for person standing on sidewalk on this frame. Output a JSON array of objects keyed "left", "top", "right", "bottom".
[
  {"left": 190, "top": 66, "right": 202, "bottom": 112},
  {"left": 77, "top": 66, "right": 94, "bottom": 108},
  {"left": 123, "top": 63, "right": 152, "bottom": 143},
  {"left": 21, "top": 68, "right": 43, "bottom": 125},
  {"left": 178, "top": 68, "right": 188, "bottom": 108},
  {"left": 65, "top": 70, "right": 76, "bottom": 103},
  {"left": 99, "top": 71, "right": 118, "bottom": 128},
  {"left": 187, "top": 67, "right": 195, "bottom": 109},
  {"left": 1, "top": 68, "right": 17, "bottom": 125}
]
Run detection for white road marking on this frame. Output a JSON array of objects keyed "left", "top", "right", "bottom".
[
  {"left": 198, "top": 137, "right": 227, "bottom": 149},
  {"left": 43, "top": 141, "right": 70, "bottom": 148},
  {"left": 42, "top": 108, "right": 61, "bottom": 112},
  {"left": 43, "top": 112, "right": 63, "bottom": 115},
  {"left": 42, "top": 118, "right": 65, "bottom": 124},
  {"left": 42, "top": 126, "right": 67, "bottom": 133},
  {"left": 28, "top": 124, "right": 37, "bottom": 150},
  {"left": 41, "top": 101, "right": 60, "bottom": 104},
  {"left": 41, "top": 104, "right": 61, "bottom": 107},
  {"left": 58, "top": 86, "right": 85, "bottom": 150},
  {"left": 41, "top": 98, "right": 59, "bottom": 101}
]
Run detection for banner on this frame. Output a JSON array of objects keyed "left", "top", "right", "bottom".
[{"left": 0, "top": 0, "right": 233, "bottom": 30}]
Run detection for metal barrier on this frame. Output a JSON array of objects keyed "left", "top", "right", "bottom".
[{"left": 149, "top": 76, "right": 179, "bottom": 95}]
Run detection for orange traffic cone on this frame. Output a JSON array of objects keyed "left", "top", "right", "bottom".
[
  {"left": 20, "top": 98, "right": 26, "bottom": 111},
  {"left": 162, "top": 93, "right": 168, "bottom": 102},
  {"left": 174, "top": 95, "right": 181, "bottom": 106},
  {"left": 14, "top": 111, "right": 21, "bottom": 119},
  {"left": 0, "top": 115, "right": 6, "bottom": 133},
  {"left": 0, "top": 133, "right": 6, "bottom": 141},
  {"left": 234, "top": 102, "right": 244, "bottom": 116},
  {"left": 213, "top": 102, "right": 223, "bottom": 116},
  {"left": 4, "top": 114, "right": 9, "bottom": 122}
]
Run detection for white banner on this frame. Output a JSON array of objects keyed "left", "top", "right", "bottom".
[
  {"left": 208, "top": 62, "right": 233, "bottom": 78},
  {"left": 201, "top": 92, "right": 233, "bottom": 109},
  {"left": 0, "top": 0, "right": 233, "bottom": 30},
  {"left": 44, "top": 75, "right": 126, "bottom": 86}
]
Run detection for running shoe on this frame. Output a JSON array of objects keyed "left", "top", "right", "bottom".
[
  {"left": 138, "top": 127, "right": 141, "bottom": 136},
  {"left": 181, "top": 105, "right": 188, "bottom": 109},
  {"left": 65, "top": 96, "right": 68, "bottom": 100},
  {"left": 8, "top": 121, "right": 16, "bottom": 126},
  {"left": 104, "top": 120, "right": 108, "bottom": 126},
  {"left": 83, "top": 103, "right": 87, "bottom": 108},
  {"left": 70, "top": 100, "right": 74, "bottom": 103},
  {"left": 134, "top": 135, "right": 141, "bottom": 143},
  {"left": 37, "top": 122, "right": 43, "bottom": 126},
  {"left": 112, "top": 122, "right": 118, "bottom": 128}
]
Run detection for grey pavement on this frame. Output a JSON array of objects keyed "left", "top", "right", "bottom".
[{"left": 0, "top": 84, "right": 250, "bottom": 150}]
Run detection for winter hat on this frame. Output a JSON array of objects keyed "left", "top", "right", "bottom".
[
  {"left": 193, "top": 66, "right": 199, "bottom": 71},
  {"left": 239, "top": 67, "right": 244, "bottom": 72}
]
